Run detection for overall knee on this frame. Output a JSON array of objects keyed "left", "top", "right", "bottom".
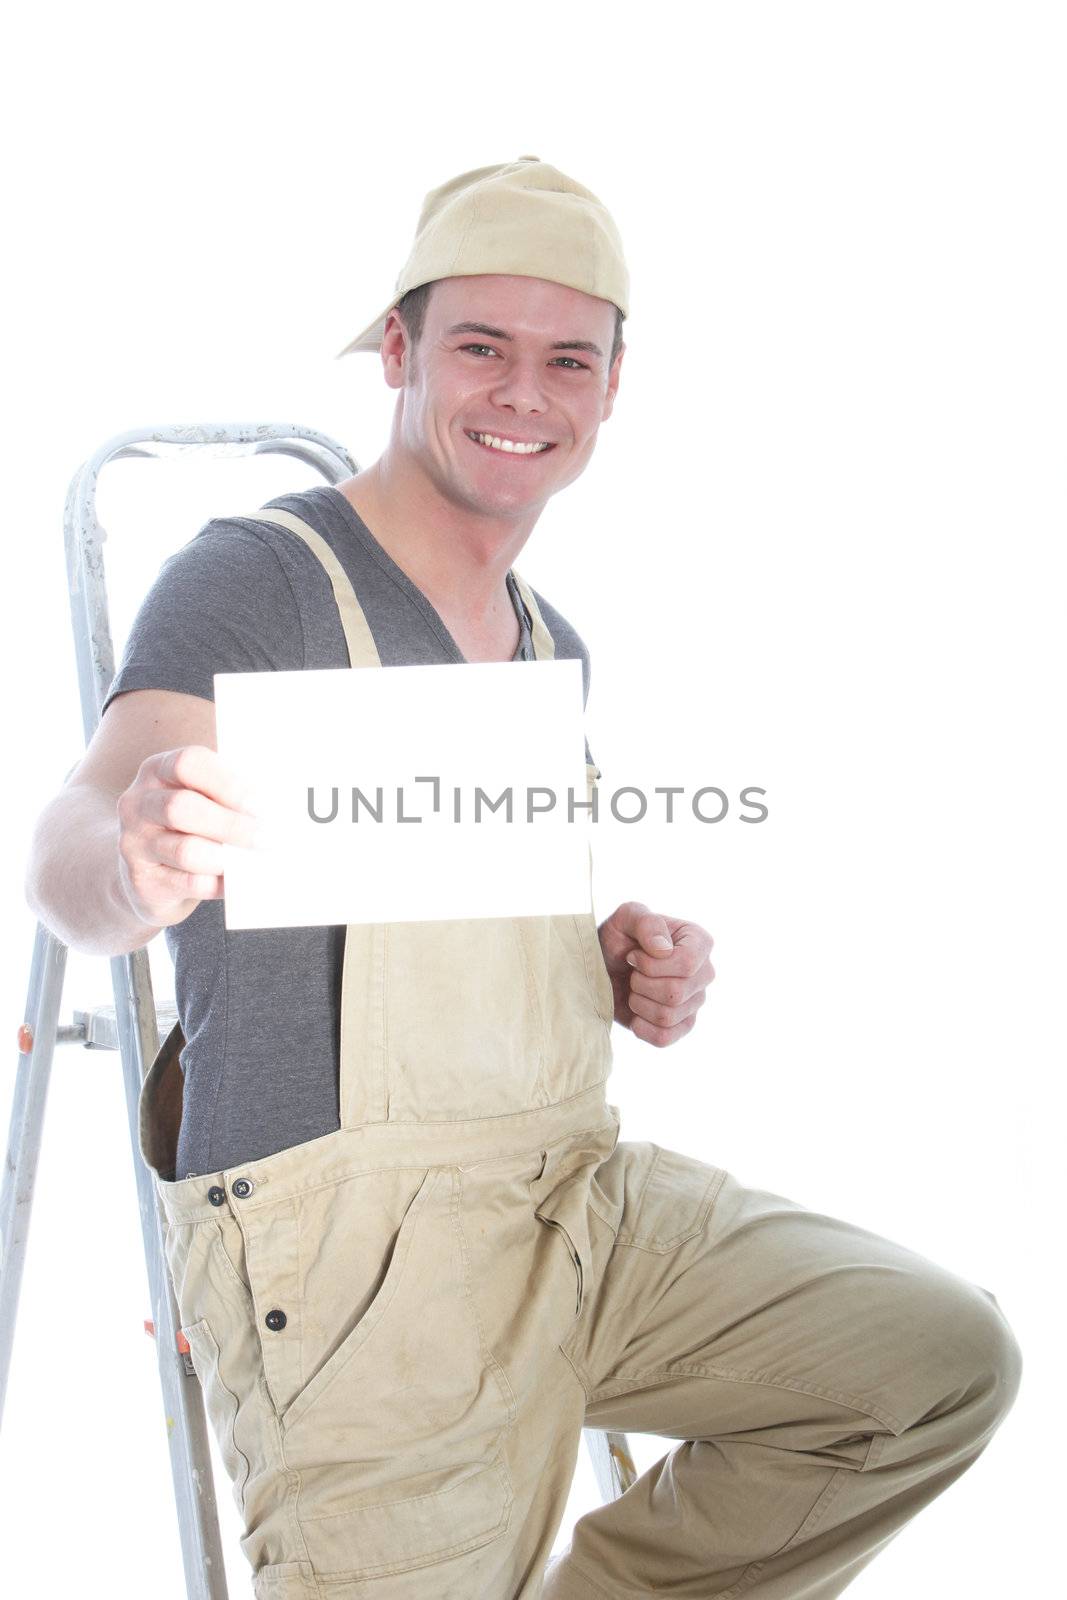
[
  {"left": 967, "top": 1281, "right": 1024, "bottom": 1426},
  {"left": 896, "top": 1267, "right": 1024, "bottom": 1440}
]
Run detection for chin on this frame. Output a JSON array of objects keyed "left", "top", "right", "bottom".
[
  {"left": 455, "top": 476, "right": 545, "bottom": 516},
  {"left": 469, "top": 493, "right": 542, "bottom": 520}
]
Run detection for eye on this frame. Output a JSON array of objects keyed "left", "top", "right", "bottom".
[{"left": 459, "top": 344, "right": 590, "bottom": 370}]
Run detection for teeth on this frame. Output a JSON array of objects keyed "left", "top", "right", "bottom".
[{"left": 469, "top": 431, "right": 551, "bottom": 455}]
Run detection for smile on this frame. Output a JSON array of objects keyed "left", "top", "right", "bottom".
[{"left": 465, "top": 430, "right": 555, "bottom": 456}]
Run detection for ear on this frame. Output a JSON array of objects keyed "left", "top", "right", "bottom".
[
  {"left": 601, "top": 343, "right": 625, "bottom": 421},
  {"left": 380, "top": 311, "right": 414, "bottom": 390}
]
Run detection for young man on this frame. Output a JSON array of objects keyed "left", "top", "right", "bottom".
[{"left": 27, "top": 158, "right": 1021, "bottom": 1600}]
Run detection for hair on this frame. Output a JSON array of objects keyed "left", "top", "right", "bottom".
[{"left": 392, "top": 279, "right": 625, "bottom": 369}]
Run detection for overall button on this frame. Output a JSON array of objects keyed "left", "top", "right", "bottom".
[
  {"left": 265, "top": 1309, "right": 287, "bottom": 1332},
  {"left": 231, "top": 1178, "right": 254, "bottom": 1199},
  {"left": 207, "top": 1186, "right": 226, "bottom": 1207}
]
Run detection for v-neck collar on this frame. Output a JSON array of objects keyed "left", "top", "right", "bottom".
[{"left": 313, "top": 483, "right": 534, "bottom": 665}]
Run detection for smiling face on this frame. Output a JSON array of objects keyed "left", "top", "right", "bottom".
[{"left": 380, "top": 274, "right": 624, "bottom": 525}]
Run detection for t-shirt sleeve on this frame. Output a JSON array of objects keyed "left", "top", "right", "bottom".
[{"left": 101, "top": 521, "right": 305, "bottom": 717}]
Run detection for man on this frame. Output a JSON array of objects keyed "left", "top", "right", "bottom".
[{"left": 27, "top": 158, "right": 1021, "bottom": 1599}]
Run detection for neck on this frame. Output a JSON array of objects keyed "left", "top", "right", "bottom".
[{"left": 336, "top": 447, "right": 538, "bottom": 627}]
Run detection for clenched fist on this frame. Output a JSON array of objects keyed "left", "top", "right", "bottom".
[{"left": 597, "top": 900, "right": 715, "bottom": 1047}]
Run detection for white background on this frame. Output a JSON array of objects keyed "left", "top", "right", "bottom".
[{"left": 1, "top": 3, "right": 1062, "bottom": 1595}]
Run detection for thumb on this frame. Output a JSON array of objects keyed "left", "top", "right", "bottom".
[
  {"left": 633, "top": 912, "right": 674, "bottom": 957},
  {"left": 609, "top": 901, "right": 674, "bottom": 958}
]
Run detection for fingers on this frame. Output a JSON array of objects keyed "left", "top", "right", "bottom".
[
  {"left": 628, "top": 956, "right": 716, "bottom": 1008},
  {"left": 146, "top": 825, "right": 227, "bottom": 879},
  {"left": 618, "top": 917, "right": 716, "bottom": 1045},
  {"left": 624, "top": 922, "right": 714, "bottom": 979},
  {"left": 142, "top": 862, "right": 226, "bottom": 903},
  {"left": 153, "top": 744, "right": 259, "bottom": 814},
  {"left": 627, "top": 981, "right": 707, "bottom": 1034},
  {"left": 114, "top": 743, "right": 258, "bottom": 928},
  {"left": 116, "top": 849, "right": 224, "bottom": 928},
  {"left": 628, "top": 1010, "right": 699, "bottom": 1049},
  {"left": 137, "top": 782, "right": 261, "bottom": 850},
  {"left": 604, "top": 901, "right": 674, "bottom": 956}
]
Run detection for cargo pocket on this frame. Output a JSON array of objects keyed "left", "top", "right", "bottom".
[
  {"left": 252, "top": 1559, "right": 319, "bottom": 1600},
  {"left": 296, "top": 1457, "right": 513, "bottom": 1582},
  {"left": 280, "top": 1165, "right": 516, "bottom": 1583},
  {"left": 614, "top": 1144, "right": 729, "bottom": 1252},
  {"left": 181, "top": 1317, "right": 252, "bottom": 1515}
]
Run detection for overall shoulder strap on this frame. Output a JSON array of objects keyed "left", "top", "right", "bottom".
[
  {"left": 510, "top": 570, "right": 555, "bottom": 660},
  {"left": 243, "top": 507, "right": 381, "bottom": 669},
  {"left": 247, "top": 505, "right": 557, "bottom": 667}
]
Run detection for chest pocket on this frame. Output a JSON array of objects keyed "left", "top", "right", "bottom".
[{"left": 380, "top": 761, "right": 614, "bottom": 1117}]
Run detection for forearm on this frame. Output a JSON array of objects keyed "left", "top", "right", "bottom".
[{"left": 24, "top": 783, "right": 165, "bottom": 957}]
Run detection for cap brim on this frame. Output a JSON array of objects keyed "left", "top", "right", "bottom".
[{"left": 334, "top": 303, "right": 394, "bottom": 358}]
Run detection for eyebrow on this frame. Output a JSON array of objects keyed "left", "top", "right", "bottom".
[{"left": 444, "top": 320, "right": 604, "bottom": 359}]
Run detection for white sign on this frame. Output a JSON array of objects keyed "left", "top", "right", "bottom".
[{"left": 214, "top": 659, "right": 591, "bottom": 930}]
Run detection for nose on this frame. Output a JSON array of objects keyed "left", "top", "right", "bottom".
[{"left": 488, "top": 357, "right": 549, "bottom": 417}]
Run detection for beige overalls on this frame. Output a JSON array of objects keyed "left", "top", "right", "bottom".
[{"left": 139, "top": 507, "right": 1023, "bottom": 1600}]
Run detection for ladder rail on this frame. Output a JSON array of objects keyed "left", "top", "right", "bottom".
[
  {"left": 64, "top": 423, "right": 359, "bottom": 741},
  {"left": 0, "top": 923, "right": 67, "bottom": 1423}
]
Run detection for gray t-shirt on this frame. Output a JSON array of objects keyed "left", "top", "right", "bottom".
[{"left": 102, "top": 483, "right": 596, "bottom": 1178}]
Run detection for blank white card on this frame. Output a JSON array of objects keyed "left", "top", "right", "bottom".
[{"left": 214, "top": 658, "right": 591, "bottom": 930}]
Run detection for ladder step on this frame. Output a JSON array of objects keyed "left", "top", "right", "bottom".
[
  {"left": 70, "top": 1002, "right": 179, "bottom": 1051},
  {"left": 17, "top": 1020, "right": 90, "bottom": 1052}
]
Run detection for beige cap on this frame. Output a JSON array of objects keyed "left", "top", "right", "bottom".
[{"left": 335, "top": 155, "right": 629, "bottom": 358}]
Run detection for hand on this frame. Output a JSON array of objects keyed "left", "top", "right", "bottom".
[
  {"left": 116, "top": 745, "right": 260, "bottom": 928},
  {"left": 597, "top": 900, "right": 715, "bottom": 1047}
]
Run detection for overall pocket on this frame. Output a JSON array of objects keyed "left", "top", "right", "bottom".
[
  {"left": 533, "top": 1176, "right": 591, "bottom": 1320},
  {"left": 382, "top": 918, "right": 546, "bottom": 1117},
  {"left": 181, "top": 1318, "right": 253, "bottom": 1515},
  {"left": 527, "top": 1116, "right": 622, "bottom": 1330},
  {"left": 165, "top": 1220, "right": 281, "bottom": 1523},
  {"left": 275, "top": 1165, "right": 516, "bottom": 1583}
]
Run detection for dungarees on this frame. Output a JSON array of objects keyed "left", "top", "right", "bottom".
[
  {"left": 139, "top": 506, "right": 621, "bottom": 1597},
  {"left": 139, "top": 508, "right": 1024, "bottom": 1600}
]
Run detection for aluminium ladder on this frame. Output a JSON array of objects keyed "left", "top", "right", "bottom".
[{"left": 0, "top": 422, "right": 637, "bottom": 1600}]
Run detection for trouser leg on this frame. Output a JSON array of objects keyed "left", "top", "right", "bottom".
[
  {"left": 166, "top": 1148, "right": 601, "bottom": 1600},
  {"left": 543, "top": 1145, "right": 1023, "bottom": 1599}
]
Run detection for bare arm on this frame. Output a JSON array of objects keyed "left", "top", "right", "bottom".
[{"left": 25, "top": 688, "right": 258, "bottom": 957}]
